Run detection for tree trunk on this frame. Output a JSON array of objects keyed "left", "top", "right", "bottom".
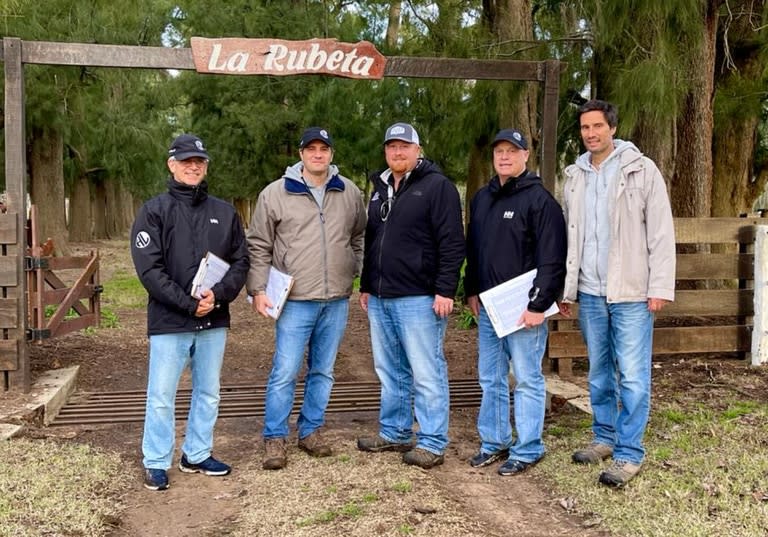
[
  {"left": 494, "top": 0, "right": 539, "bottom": 172},
  {"left": 28, "top": 126, "right": 70, "bottom": 255},
  {"left": 465, "top": 144, "right": 492, "bottom": 231},
  {"left": 233, "top": 198, "right": 251, "bottom": 229},
  {"left": 92, "top": 181, "right": 108, "bottom": 239},
  {"left": 671, "top": 3, "right": 719, "bottom": 217},
  {"left": 385, "top": 1, "right": 401, "bottom": 49},
  {"left": 68, "top": 175, "right": 93, "bottom": 241}
]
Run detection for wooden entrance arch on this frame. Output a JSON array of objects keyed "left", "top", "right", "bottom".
[{"left": 2, "top": 37, "right": 563, "bottom": 392}]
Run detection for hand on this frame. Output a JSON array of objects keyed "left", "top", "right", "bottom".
[
  {"left": 195, "top": 289, "right": 215, "bottom": 317},
  {"left": 433, "top": 295, "right": 454, "bottom": 318},
  {"left": 467, "top": 295, "right": 480, "bottom": 317},
  {"left": 517, "top": 309, "right": 545, "bottom": 329},
  {"left": 359, "top": 292, "right": 369, "bottom": 312},
  {"left": 558, "top": 302, "right": 572, "bottom": 318},
  {"left": 253, "top": 293, "right": 273, "bottom": 318},
  {"left": 647, "top": 297, "right": 669, "bottom": 312}
]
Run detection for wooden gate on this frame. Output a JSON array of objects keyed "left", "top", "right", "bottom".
[{"left": 0, "top": 212, "right": 22, "bottom": 390}]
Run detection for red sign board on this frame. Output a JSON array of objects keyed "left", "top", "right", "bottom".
[{"left": 190, "top": 37, "right": 387, "bottom": 80}]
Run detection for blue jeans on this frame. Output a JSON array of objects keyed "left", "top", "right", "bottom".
[
  {"left": 476, "top": 306, "right": 548, "bottom": 462},
  {"left": 578, "top": 292, "right": 653, "bottom": 464},
  {"left": 143, "top": 327, "right": 227, "bottom": 470},
  {"left": 263, "top": 298, "right": 349, "bottom": 440},
  {"left": 368, "top": 295, "right": 450, "bottom": 455}
]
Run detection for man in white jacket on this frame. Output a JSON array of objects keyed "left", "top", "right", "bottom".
[{"left": 559, "top": 100, "right": 675, "bottom": 488}]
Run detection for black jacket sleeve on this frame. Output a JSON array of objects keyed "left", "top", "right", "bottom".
[
  {"left": 211, "top": 213, "right": 249, "bottom": 303},
  {"left": 431, "top": 178, "right": 466, "bottom": 297},
  {"left": 528, "top": 192, "right": 567, "bottom": 312}
]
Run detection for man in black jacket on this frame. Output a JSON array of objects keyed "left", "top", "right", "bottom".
[
  {"left": 464, "top": 129, "right": 566, "bottom": 476},
  {"left": 357, "top": 122, "right": 465, "bottom": 469},
  {"left": 131, "top": 134, "right": 249, "bottom": 491}
]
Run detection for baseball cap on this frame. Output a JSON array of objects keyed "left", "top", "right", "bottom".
[
  {"left": 168, "top": 134, "right": 210, "bottom": 161},
  {"left": 492, "top": 128, "right": 528, "bottom": 150},
  {"left": 384, "top": 122, "right": 420, "bottom": 145},
  {"left": 299, "top": 127, "right": 334, "bottom": 149}
]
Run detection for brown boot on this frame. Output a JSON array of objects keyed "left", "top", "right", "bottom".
[
  {"left": 571, "top": 442, "right": 613, "bottom": 465},
  {"left": 298, "top": 430, "right": 332, "bottom": 458},
  {"left": 263, "top": 438, "right": 287, "bottom": 470}
]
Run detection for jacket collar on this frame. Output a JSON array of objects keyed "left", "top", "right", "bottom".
[{"left": 167, "top": 177, "right": 209, "bottom": 205}]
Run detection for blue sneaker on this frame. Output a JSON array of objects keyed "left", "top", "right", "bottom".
[
  {"left": 144, "top": 468, "right": 169, "bottom": 491},
  {"left": 178, "top": 454, "right": 231, "bottom": 476}
]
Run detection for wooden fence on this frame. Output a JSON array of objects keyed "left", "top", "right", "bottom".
[{"left": 549, "top": 217, "right": 766, "bottom": 376}]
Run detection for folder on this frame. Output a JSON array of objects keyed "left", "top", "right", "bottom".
[{"left": 190, "top": 252, "right": 230, "bottom": 299}]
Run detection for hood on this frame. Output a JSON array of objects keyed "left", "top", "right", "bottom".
[
  {"left": 283, "top": 161, "right": 340, "bottom": 183},
  {"left": 575, "top": 139, "right": 641, "bottom": 171},
  {"left": 488, "top": 169, "right": 541, "bottom": 198}
]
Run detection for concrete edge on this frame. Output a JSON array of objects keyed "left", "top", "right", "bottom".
[
  {"left": 2, "top": 366, "right": 80, "bottom": 428},
  {"left": 545, "top": 374, "right": 593, "bottom": 416},
  {"left": 0, "top": 423, "right": 24, "bottom": 441}
]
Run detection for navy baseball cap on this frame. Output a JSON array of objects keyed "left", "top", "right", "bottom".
[
  {"left": 492, "top": 128, "right": 528, "bottom": 150},
  {"left": 384, "top": 122, "right": 420, "bottom": 145},
  {"left": 299, "top": 127, "right": 334, "bottom": 149},
  {"left": 168, "top": 134, "right": 210, "bottom": 161}
]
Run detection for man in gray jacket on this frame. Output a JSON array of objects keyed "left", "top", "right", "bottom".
[
  {"left": 559, "top": 100, "right": 675, "bottom": 488},
  {"left": 247, "top": 127, "right": 366, "bottom": 470}
]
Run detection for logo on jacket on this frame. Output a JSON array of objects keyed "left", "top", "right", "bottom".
[
  {"left": 371, "top": 192, "right": 381, "bottom": 202},
  {"left": 503, "top": 211, "right": 515, "bottom": 219},
  {"left": 135, "top": 231, "right": 151, "bottom": 249},
  {"left": 210, "top": 218, "right": 219, "bottom": 224}
]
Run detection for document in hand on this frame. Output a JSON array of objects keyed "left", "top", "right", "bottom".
[
  {"left": 478, "top": 269, "right": 559, "bottom": 338},
  {"left": 265, "top": 266, "right": 294, "bottom": 319},
  {"left": 191, "top": 252, "right": 230, "bottom": 299}
]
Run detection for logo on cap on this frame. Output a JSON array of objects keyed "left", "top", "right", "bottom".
[{"left": 389, "top": 126, "right": 405, "bottom": 136}]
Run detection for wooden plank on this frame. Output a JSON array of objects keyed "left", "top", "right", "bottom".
[
  {"left": 674, "top": 217, "right": 768, "bottom": 244},
  {"left": 540, "top": 59, "right": 560, "bottom": 193},
  {"left": 663, "top": 289, "right": 753, "bottom": 316},
  {"left": 549, "top": 325, "right": 750, "bottom": 358},
  {"left": 36, "top": 286, "right": 96, "bottom": 305},
  {"left": 0, "top": 339, "right": 18, "bottom": 371},
  {"left": 0, "top": 298, "right": 18, "bottom": 329},
  {"left": 50, "top": 314, "right": 97, "bottom": 339},
  {"left": 0, "top": 213, "right": 17, "bottom": 244},
  {"left": 45, "top": 255, "right": 98, "bottom": 333},
  {"left": 4, "top": 38, "right": 30, "bottom": 391},
  {"left": 385, "top": 57, "right": 544, "bottom": 80},
  {"left": 0, "top": 256, "right": 18, "bottom": 286},
  {"left": 46, "top": 256, "right": 93, "bottom": 270},
  {"left": 20, "top": 41, "right": 195, "bottom": 70},
  {"left": 676, "top": 253, "right": 752, "bottom": 279}
]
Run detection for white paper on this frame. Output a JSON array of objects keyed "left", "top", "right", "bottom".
[
  {"left": 265, "top": 266, "right": 294, "bottom": 319},
  {"left": 478, "top": 269, "right": 559, "bottom": 338},
  {"left": 191, "top": 252, "right": 230, "bottom": 299}
]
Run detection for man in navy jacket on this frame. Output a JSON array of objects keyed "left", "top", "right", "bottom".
[
  {"left": 131, "top": 134, "right": 248, "bottom": 491},
  {"left": 464, "top": 128, "right": 566, "bottom": 476}
]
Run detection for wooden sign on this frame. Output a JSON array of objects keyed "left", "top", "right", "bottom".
[{"left": 190, "top": 37, "right": 387, "bottom": 79}]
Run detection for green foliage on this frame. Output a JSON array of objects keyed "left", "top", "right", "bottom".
[
  {"left": 102, "top": 271, "right": 147, "bottom": 310},
  {"left": 391, "top": 480, "right": 412, "bottom": 493}
]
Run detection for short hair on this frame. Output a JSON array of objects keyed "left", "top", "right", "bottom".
[{"left": 578, "top": 99, "right": 618, "bottom": 128}]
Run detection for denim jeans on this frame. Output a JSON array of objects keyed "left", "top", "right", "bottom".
[
  {"left": 476, "top": 306, "right": 548, "bottom": 462},
  {"left": 143, "top": 327, "right": 227, "bottom": 470},
  {"left": 263, "top": 298, "right": 349, "bottom": 440},
  {"left": 578, "top": 292, "right": 653, "bottom": 464},
  {"left": 367, "top": 295, "right": 450, "bottom": 455}
]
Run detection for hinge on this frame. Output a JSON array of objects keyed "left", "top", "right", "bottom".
[
  {"left": 24, "top": 256, "right": 49, "bottom": 271},
  {"left": 26, "top": 328, "right": 51, "bottom": 341}
]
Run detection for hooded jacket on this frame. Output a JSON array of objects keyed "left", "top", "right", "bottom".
[
  {"left": 465, "top": 170, "right": 567, "bottom": 312},
  {"left": 360, "top": 158, "right": 465, "bottom": 298},
  {"left": 131, "top": 178, "right": 249, "bottom": 335},
  {"left": 246, "top": 162, "right": 366, "bottom": 300},
  {"left": 562, "top": 143, "right": 676, "bottom": 303}
]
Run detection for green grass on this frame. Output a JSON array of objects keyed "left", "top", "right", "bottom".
[
  {"left": 0, "top": 438, "right": 127, "bottom": 537},
  {"left": 538, "top": 399, "right": 768, "bottom": 537},
  {"left": 101, "top": 271, "right": 147, "bottom": 310}
]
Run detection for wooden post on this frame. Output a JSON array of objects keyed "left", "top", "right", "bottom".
[
  {"left": 751, "top": 225, "right": 768, "bottom": 366},
  {"left": 3, "top": 37, "right": 30, "bottom": 391},
  {"left": 540, "top": 59, "right": 560, "bottom": 194}
]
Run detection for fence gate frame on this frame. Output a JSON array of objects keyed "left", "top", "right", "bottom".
[{"left": 2, "top": 37, "right": 563, "bottom": 392}]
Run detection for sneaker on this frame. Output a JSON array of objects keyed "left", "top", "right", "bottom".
[
  {"left": 497, "top": 456, "right": 544, "bottom": 476},
  {"left": 469, "top": 448, "right": 509, "bottom": 468},
  {"left": 572, "top": 442, "right": 613, "bottom": 465},
  {"left": 298, "top": 430, "right": 332, "bottom": 458},
  {"left": 143, "top": 468, "right": 169, "bottom": 491},
  {"left": 402, "top": 448, "right": 445, "bottom": 469},
  {"left": 598, "top": 460, "right": 642, "bottom": 488},
  {"left": 263, "top": 438, "right": 287, "bottom": 470},
  {"left": 357, "top": 435, "right": 413, "bottom": 453},
  {"left": 178, "top": 454, "right": 231, "bottom": 476}
]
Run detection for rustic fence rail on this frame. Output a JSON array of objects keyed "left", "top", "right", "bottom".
[{"left": 549, "top": 217, "right": 768, "bottom": 376}]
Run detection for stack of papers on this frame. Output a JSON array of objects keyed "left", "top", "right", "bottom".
[
  {"left": 245, "top": 266, "right": 295, "bottom": 320},
  {"left": 479, "top": 269, "right": 559, "bottom": 338},
  {"left": 191, "top": 252, "right": 230, "bottom": 299}
]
